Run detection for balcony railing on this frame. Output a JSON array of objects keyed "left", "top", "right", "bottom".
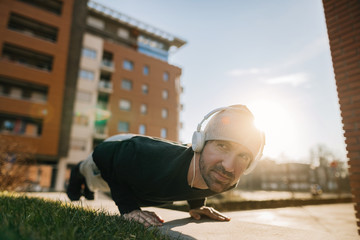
[
  {"left": 1, "top": 43, "right": 53, "bottom": 72},
  {"left": 100, "top": 59, "right": 114, "bottom": 72},
  {"left": 93, "top": 125, "right": 108, "bottom": 139},
  {"left": 98, "top": 80, "right": 113, "bottom": 93},
  {"left": 8, "top": 13, "right": 58, "bottom": 43}
]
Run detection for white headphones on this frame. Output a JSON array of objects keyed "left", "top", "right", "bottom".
[{"left": 191, "top": 106, "right": 265, "bottom": 175}]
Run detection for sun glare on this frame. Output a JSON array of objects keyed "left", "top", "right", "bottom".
[{"left": 249, "top": 100, "right": 297, "bottom": 159}]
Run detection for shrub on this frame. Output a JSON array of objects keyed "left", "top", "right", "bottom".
[{"left": 0, "top": 136, "right": 35, "bottom": 191}]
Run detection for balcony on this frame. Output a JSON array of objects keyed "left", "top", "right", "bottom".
[
  {"left": 0, "top": 113, "right": 43, "bottom": 137},
  {"left": 18, "top": 0, "right": 63, "bottom": 15},
  {"left": 1, "top": 43, "right": 53, "bottom": 72},
  {"left": 8, "top": 13, "right": 58, "bottom": 43},
  {"left": 93, "top": 125, "right": 108, "bottom": 140},
  {"left": 0, "top": 76, "right": 48, "bottom": 103},
  {"left": 98, "top": 80, "right": 113, "bottom": 93},
  {"left": 100, "top": 59, "right": 114, "bottom": 72},
  {"left": 138, "top": 42, "right": 169, "bottom": 62}
]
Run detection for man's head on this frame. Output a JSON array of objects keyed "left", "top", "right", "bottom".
[
  {"left": 193, "top": 105, "right": 265, "bottom": 192},
  {"left": 198, "top": 140, "right": 252, "bottom": 192}
]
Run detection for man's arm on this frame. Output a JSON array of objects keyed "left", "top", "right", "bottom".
[
  {"left": 109, "top": 181, "right": 164, "bottom": 227},
  {"left": 108, "top": 180, "right": 140, "bottom": 214},
  {"left": 188, "top": 199, "right": 230, "bottom": 222}
]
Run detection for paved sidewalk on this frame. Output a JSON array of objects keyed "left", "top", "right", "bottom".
[{"left": 27, "top": 192, "right": 359, "bottom": 240}]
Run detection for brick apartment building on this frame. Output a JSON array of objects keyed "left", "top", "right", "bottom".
[
  {"left": 56, "top": 1, "right": 186, "bottom": 190},
  {"left": 0, "top": 0, "right": 87, "bottom": 189},
  {"left": 0, "top": 0, "right": 186, "bottom": 191}
]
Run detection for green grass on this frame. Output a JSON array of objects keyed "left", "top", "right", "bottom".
[{"left": 0, "top": 192, "right": 172, "bottom": 240}]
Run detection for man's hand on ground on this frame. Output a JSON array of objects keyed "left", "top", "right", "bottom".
[
  {"left": 189, "top": 206, "right": 231, "bottom": 222},
  {"left": 123, "top": 210, "right": 164, "bottom": 227}
]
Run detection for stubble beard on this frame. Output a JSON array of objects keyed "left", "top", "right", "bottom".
[{"left": 199, "top": 154, "right": 235, "bottom": 193}]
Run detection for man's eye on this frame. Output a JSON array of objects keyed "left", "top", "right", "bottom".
[
  {"left": 217, "top": 143, "right": 228, "bottom": 150},
  {"left": 240, "top": 154, "right": 251, "bottom": 162}
]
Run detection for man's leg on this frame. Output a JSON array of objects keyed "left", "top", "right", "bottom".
[
  {"left": 67, "top": 134, "right": 133, "bottom": 201},
  {"left": 79, "top": 154, "right": 110, "bottom": 194},
  {"left": 83, "top": 177, "right": 94, "bottom": 200},
  {"left": 67, "top": 154, "right": 98, "bottom": 201},
  {"left": 66, "top": 161, "right": 85, "bottom": 201}
]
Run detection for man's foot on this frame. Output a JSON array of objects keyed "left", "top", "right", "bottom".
[
  {"left": 66, "top": 162, "right": 85, "bottom": 201},
  {"left": 83, "top": 181, "right": 95, "bottom": 200}
]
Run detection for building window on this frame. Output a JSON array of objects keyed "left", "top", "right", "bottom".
[
  {"left": 139, "top": 124, "right": 146, "bottom": 135},
  {"left": 121, "top": 79, "right": 133, "bottom": 90},
  {"left": 140, "top": 104, "right": 147, "bottom": 115},
  {"left": 87, "top": 16, "right": 104, "bottom": 29},
  {"left": 29, "top": 91, "right": 47, "bottom": 102},
  {"left": 0, "top": 113, "right": 42, "bottom": 137},
  {"left": 160, "top": 128, "right": 167, "bottom": 138},
  {"left": 163, "top": 72, "right": 169, "bottom": 81},
  {"left": 18, "top": 0, "right": 63, "bottom": 15},
  {"left": 9, "top": 87, "right": 22, "bottom": 98},
  {"left": 161, "top": 108, "right": 168, "bottom": 119},
  {"left": 143, "top": 65, "right": 149, "bottom": 75},
  {"left": 0, "top": 76, "right": 48, "bottom": 103},
  {"left": 117, "top": 28, "right": 129, "bottom": 39},
  {"left": 76, "top": 91, "right": 92, "bottom": 103},
  {"left": 119, "top": 99, "right": 131, "bottom": 111},
  {"left": 123, "top": 60, "right": 134, "bottom": 71},
  {"left": 102, "top": 51, "right": 113, "bottom": 68},
  {"left": 118, "top": 121, "right": 129, "bottom": 132},
  {"left": 79, "top": 69, "right": 95, "bottom": 81},
  {"left": 137, "top": 35, "right": 168, "bottom": 61},
  {"left": 82, "top": 47, "right": 97, "bottom": 59},
  {"left": 162, "top": 90, "right": 168, "bottom": 100},
  {"left": 73, "top": 114, "right": 89, "bottom": 126},
  {"left": 2, "top": 43, "right": 53, "bottom": 72},
  {"left": 7, "top": 13, "right": 58, "bottom": 42},
  {"left": 142, "top": 84, "right": 148, "bottom": 94},
  {"left": 70, "top": 138, "right": 87, "bottom": 151}
]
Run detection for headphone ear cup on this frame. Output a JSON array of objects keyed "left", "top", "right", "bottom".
[{"left": 192, "top": 131, "right": 205, "bottom": 152}]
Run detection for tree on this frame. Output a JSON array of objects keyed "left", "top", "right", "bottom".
[
  {"left": 0, "top": 136, "right": 35, "bottom": 191},
  {"left": 310, "top": 144, "right": 335, "bottom": 192}
]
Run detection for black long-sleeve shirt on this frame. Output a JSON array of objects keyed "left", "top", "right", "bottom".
[{"left": 92, "top": 136, "right": 217, "bottom": 214}]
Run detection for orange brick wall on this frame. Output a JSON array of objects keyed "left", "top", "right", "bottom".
[
  {"left": 322, "top": 0, "right": 360, "bottom": 234},
  {"left": 0, "top": 0, "right": 75, "bottom": 156}
]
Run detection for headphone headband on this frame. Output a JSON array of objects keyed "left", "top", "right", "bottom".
[{"left": 196, "top": 105, "right": 250, "bottom": 132}]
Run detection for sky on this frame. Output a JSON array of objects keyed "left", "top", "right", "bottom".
[{"left": 95, "top": 0, "right": 347, "bottom": 163}]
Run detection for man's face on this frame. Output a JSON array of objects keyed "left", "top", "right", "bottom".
[{"left": 199, "top": 140, "right": 252, "bottom": 193}]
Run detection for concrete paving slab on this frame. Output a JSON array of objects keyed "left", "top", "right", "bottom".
[
  {"left": 227, "top": 203, "right": 358, "bottom": 240},
  {"left": 144, "top": 207, "right": 336, "bottom": 240},
  {"left": 26, "top": 192, "right": 359, "bottom": 240}
]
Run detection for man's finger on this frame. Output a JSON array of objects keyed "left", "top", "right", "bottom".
[
  {"left": 189, "top": 207, "right": 231, "bottom": 222},
  {"left": 206, "top": 212, "right": 230, "bottom": 221},
  {"left": 140, "top": 211, "right": 163, "bottom": 227},
  {"left": 194, "top": 209, "right": 222, "bottom": 220},
  {"left": 207, "top": 208, "right": 231, "bottom": 221},
  {"left": 144, "top": 211, "right": 165, "bottom": 223},
  {"left": 207, "top": 211, "right": 231, "bottom": 221},
  {"left": 189, "top": 210, "right": 201, "bottom": 220}
]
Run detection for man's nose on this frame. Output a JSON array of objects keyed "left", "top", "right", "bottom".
[{"left": 222, "top": 154, "right": 236, "bottom": 173}]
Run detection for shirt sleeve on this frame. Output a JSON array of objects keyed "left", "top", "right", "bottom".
[
  {"left": 93, "top": 140, "right": 140, "bottom": 214},
  {"left": 187, "top": 198, "right": 206, "bottom": 209},
  {"left": 108, "top": 180, "right": 141, "bottom": 214}
]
